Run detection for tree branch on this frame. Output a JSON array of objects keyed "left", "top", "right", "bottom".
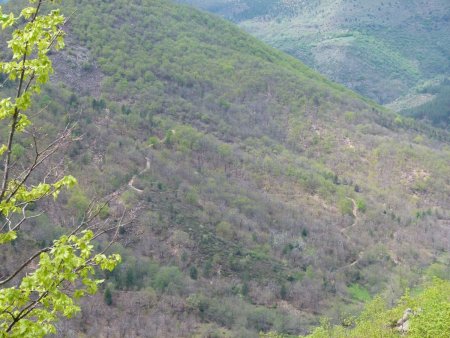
[{"left": 0, "top": 247, "right": 50, "bottom": 286}]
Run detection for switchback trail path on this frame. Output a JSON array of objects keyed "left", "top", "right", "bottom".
[
  {"left": 127, "top": 132, "right": 174, "bottom": 193},
  {"left": 340, "top": 197, "right": 358, "bottom": 240},
  {"left": 338, "top": 197, "right": 364, "bottom": 270},
  {"left": 128, "top": 157, "right": 151, "bottom": 193},
  {"left": 338, "top": 197, "right": 405, "bottom": 269}
]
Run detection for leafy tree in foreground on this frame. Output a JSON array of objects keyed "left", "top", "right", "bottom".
[{"left": 0, "top": 1, "right": 121, "bottom": 336}]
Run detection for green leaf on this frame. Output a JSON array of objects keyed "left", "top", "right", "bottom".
[{"left": 0, "top": 231, "right": 17, "bottom": 244}]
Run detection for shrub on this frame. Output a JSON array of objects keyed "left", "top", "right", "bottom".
[{"left": 153, "top": 266, "right": 184, "bottom": 293}]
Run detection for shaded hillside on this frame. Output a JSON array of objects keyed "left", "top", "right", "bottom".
[
  {"left": 398, "top": 78, "right": 450, "bottom": 128},
  {"left": 1, "top": 0, "right": 450, "bottom": 336},
  {"left": 180, "top": 0, "right": 450, "bottom": 108}
]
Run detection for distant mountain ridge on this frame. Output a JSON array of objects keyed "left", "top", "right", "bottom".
[{"left": 180, "top": 0, "right": 450, "bottom": 110}]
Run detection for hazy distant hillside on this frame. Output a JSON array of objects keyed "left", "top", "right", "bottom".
[
  {"left": 181, "top": 0, "right": 450, "bottom": 109},
  {"left": 2, "top": 0, "right": 450, "bottom": 336},
  {"left": 387, "top": 78, "right": 450, "bottom": 128}
]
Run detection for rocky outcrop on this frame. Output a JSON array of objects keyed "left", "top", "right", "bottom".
[{"left": 396, "top": 308, "right": 413, "bottom": 334}]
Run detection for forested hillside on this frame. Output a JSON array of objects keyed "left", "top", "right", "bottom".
[
  {"left": 1, "top": 0, "right": 450, "bottom": 336},
  {"left": 180, "top": 0, "right": 450, "bottom": 116},
  {"left": 395, "top": 78, "right": 450, "bottom": 128}
]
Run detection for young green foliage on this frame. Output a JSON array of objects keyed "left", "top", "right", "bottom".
[
  {"left": 261, "top": 278, "right": 450, "bottom": 337},
  {"left": 0, "top": 1, "right": 121, "bottom": 336},
  {"left": 303, "top": 278, "right": 450, "bottom": 338}
]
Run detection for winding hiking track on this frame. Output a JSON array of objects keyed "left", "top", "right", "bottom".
[
  {"left": 340, "top": 197, "right": 358, "bottom": 240},
  {"left": 338, "top": 197, "right": 365, "bottom": 270},
  {"left": 338, "top": 197, "right": 404, "bottom": 269},
  {"left": 127, "top": 132, "right": 175, "bottom": 193},
  {"left": 128, "top": 157, "right": 151, "bottom": 193}
]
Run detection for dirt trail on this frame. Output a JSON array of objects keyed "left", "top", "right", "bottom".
[
  {"left": 338, "top": 197, "right": 365, "bottom": 270},
  {"left": 128, "top": 157, "right": 151, "bottom": 193},
  {"left": 338, "top": 197, "right": 404, "bottom": 269},
  {"left": 340, "top": 197, "right": 358, "bottom": 240},
  {"left": 127, "top": 132, "right": 174, "bottom": 193},
  {"left": 346, "top": 251, "right": 364, "bottom": 268},
  {"left": 338, "top": 250, "right": 364, "bottom": 271}
]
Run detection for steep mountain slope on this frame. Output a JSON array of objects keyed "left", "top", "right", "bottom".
[
  {"left": 180, "top": 0, "right": 450, "bottom": 108},
  {"left": 2, "top": 0, "right": 450, "bottom": 336}
]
